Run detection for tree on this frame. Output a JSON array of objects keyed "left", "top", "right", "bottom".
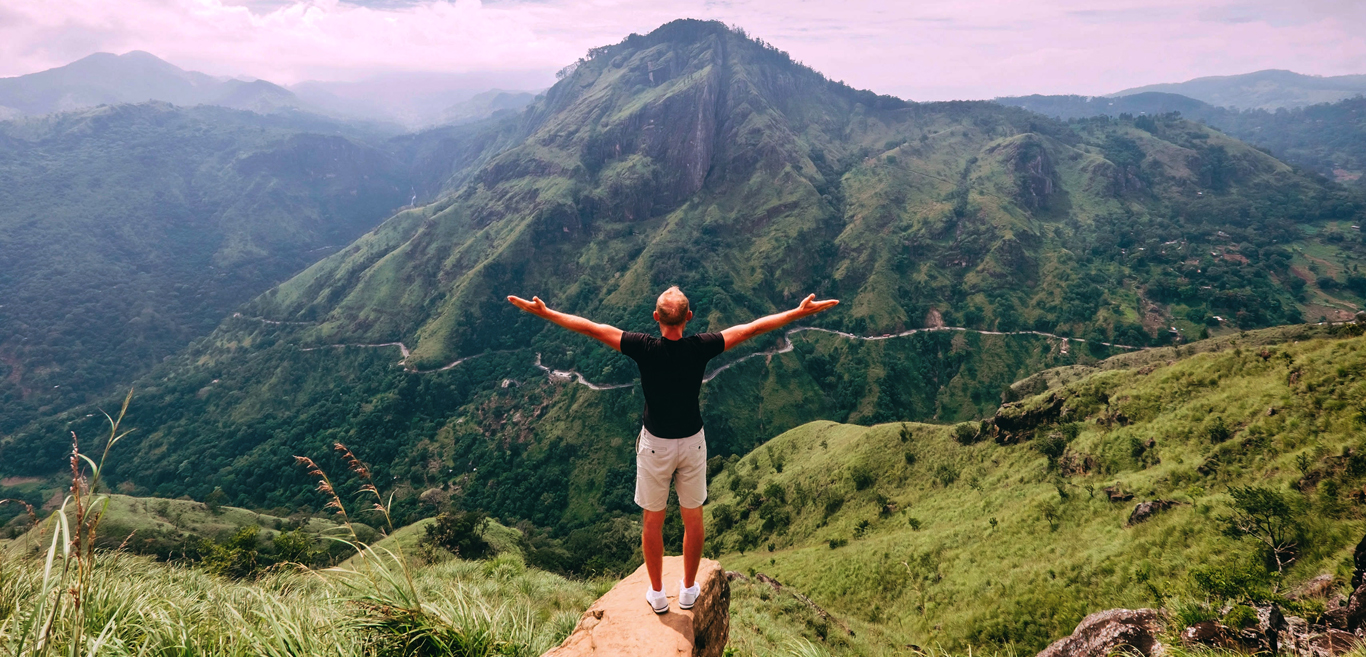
[
  {"left": 1222, "top": 486, "right": 1302, "bottom": 573},
  {"left": 205, "top": 486, "right": 227, "bottom": 515},
  {"left": 424, "top": 510, "right": 492, "bottom": 560}
]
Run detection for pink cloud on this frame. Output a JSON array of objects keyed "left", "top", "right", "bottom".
[{"left": 0, "top": 0, "right": 1362, "bottom": 99}]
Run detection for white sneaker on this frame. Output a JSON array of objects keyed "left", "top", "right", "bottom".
[
  {"left": 645, "top": 586, "right": 669, "bottom": 614},
  {"left": 678, "top": 579, "right": 700, "bottom": 610}
]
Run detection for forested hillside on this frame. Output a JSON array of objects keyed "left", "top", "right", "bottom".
[
  {"left": 0, "top": 104, "right": 412, "bottom": 433},
  {"left": 3, "top": 20, "right": 1364, "bottom": 576},
  {"left": 997, "top": 94, "right": 1366, "bottom": 189}
]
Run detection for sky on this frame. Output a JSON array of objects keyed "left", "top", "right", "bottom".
[{"left": 1, "top": 0, "right": 1364, "bottom": 100}]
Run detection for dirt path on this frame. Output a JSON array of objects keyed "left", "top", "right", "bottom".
[{"left": 279, "top": 320, "right": 1142, "bottom": 391}]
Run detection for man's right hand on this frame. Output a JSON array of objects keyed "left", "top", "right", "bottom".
[
  {"left": 794, "top": 294, "right": 840, "bottom": 317},
  {"left": 722, "top": 293, "right": 840, "bottom": 351}
]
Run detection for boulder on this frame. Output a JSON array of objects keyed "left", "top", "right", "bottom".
[
  {"left": 1345, "top": 582, "right": 1366, "bottom": 631},
  {"left": 1292, "top": 575, "right": 1340, "bottom": 601},
  {"left": 1036, "top": 608, "right": 1165, "bottom": 657},
  {"left": 1104, "top": 485, "right": 1135, "bottom": 502},
  {"left": 1181, "top": 620, "right": 1233, "bottom": 649},
  {"left": 542, "top": 556, "right": 729, "bottom": 657},
  {"left": 1127, "top": 500, "right": 1178, "bottom": 526},
  {"left": 1295, "top": 628, "right": 1359, "bottom": 657},
  {"left": 1354, "top": 534, "right": 1366, "bottom": 589}
]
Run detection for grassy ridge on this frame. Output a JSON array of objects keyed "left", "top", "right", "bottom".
[{"left": 708, "top": 326, "right": 1366, "bottom": 652}]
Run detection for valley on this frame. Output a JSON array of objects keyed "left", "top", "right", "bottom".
[{"left": 2, "top": 16, "right": 1366, "bottom": 657}]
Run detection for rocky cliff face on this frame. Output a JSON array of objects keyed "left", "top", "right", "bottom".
[{"left": 543, "top": 556, "right": 730, "bottom": 657}]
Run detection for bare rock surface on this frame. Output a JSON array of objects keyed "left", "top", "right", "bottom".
[
  {"left": 542, "top": 556, "right": 729, "bottom": 657},
  {"left": 1127, "top": 500, "right": 1179, "bottom": 525},
  {"left": 1036, "top": 608, "right": 1165, "bottom": 657}
]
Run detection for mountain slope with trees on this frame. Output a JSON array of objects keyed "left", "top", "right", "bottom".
[
  {"left": 0, "top": 104, "right": 413, "bottom": 433},
  {"left": 712, "top": 324, "right": 1366, "bottom": 651},
  {"left": 3, "top": 20, "right": 1364, "bottom": 572},
  {"left": 996, "top": 93, "right": 1366, "bottom": 188}
]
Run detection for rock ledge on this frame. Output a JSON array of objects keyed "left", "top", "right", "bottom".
[{"left": 542, "top": 556, "right": 730, "bottom": 657}]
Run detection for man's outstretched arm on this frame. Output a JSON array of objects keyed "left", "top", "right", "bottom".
[
  {"left": 507, "top": 295, "right": 624, "bottom": 352},
  {"left": 721, "top": 294, "right": 839, "bottom": 351}
]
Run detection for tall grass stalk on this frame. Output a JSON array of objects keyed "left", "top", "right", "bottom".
[{"left": 0, "top": 395, "right": 596, "bottom": 656}]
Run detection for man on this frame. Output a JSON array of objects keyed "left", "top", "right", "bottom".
[{"left": 507, "top": 286, "right": 838, "bottom": 612}]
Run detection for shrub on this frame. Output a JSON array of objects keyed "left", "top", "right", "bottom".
[
  {"left": 850, "top": 465, "right": 876, "bottom": 491},
  {"left": 1036, "top": 431, "right": 1069, "bottom": 463},
  {"left": 899, "top": 424, "right": 913, "bottom": 443},
  {"left": 272, "top": 528, "right": 316, "bottom": 565},
  {"left": 908, "top": 517, "right": 922, "bottom": 530},
  {"left": 904, "top": 450, "right": 917, "bottom": 465},
  {"left": 205, "top": 486, "right": 227, "bottom": 515},
  {"left": 1224, "top": 604, "right": 1258, "bottom": 630},
  {"left": 762, "top": 481, "right": 787, "bottom": 504},
  {"left": 828, "top": 537, "right": 848, "bottom": 549},
  {"left": 711, "top": 503, "right": 737, "bottom": 533},
  {"left": 1206, "top": 416, "right": 1232, "bottom": 443},
  {"left": 953, "top": 423, "right": 981, "bottom": 445},
  {"left": 424, "top": 510, "right": 492, "bottom": 560},
  {"left": 201, "top": 525, "right": 262, "bottom": 579},
  {"left": 1190, "top": 558, "right": 1272, "bottom": 600},
  {"left": 933, "top": 463, "right": 960, "bottom": 486},
  {"left": 853, "top": 519, "right": 871, "bottom": 538}
]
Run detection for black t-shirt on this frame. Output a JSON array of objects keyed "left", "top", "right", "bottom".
[{"left": 620, "top": 331, "right": 726, "bottom": 438}]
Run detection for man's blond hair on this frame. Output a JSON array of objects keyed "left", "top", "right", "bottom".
[{"left": 655, "top": 286, "right": 690, "bottom": 327}]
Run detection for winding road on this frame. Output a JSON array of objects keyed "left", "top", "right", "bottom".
[{"left": 242, "top": 314, "right": 1143, "bottom": 391}]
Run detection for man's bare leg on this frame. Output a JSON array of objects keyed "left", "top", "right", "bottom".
[
  {"left": 641, "top": 508, "right": 667, "bottom": 592},
  {"left": 680, "top": 505, "right": 705, "bottom": 588}
]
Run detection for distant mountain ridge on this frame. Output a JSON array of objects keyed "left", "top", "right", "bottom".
[
  {"left": 0, "top": 51, "right": 305, "bottom": 116},
  {"left": 1111, "top": 69, "right": 1366, "bottom": 110},
  {"left": 995, "top": 92, "right": 1366, "bottom": 187},
  {"left": 0, "top": 52, "right": 546, "bottom": 129}
]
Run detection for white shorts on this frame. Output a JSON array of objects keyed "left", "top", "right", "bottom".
[{"left": 634, "top": 426, "right": 708, "bottom": 512}]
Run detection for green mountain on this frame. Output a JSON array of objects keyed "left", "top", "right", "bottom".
[
  {"left": 0, "top": 103, "right": 415, "bottom": 433},
  {"left": 1112, "top": 69, "right": 1366, "bottom": 110},
  {"left": 0, "top": 51, "right": 305, "bottom": 117},
  {"left": 996, "top": 94, "right": 1366, "bottom": 188},
  {"left": 711, "top": 323, "right": 1366, "bottom": 651},
  {"left": 3, "top": 19, "right": 1364, "bottom": 571}
]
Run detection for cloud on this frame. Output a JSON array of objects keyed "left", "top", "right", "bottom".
[{"left": 0, "top": 0, "right": 1362, "bottom": 99}]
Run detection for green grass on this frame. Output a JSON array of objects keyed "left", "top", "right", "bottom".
[
  {"left": 0, "top": 548, "right": 596, "bottom": 656},
  {"left": 707, "top": 327, "right": 1366, "bottom": 653}
]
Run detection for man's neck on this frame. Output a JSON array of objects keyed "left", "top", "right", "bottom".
[{"left": 659, "top": 323, "right": 686, "bottom": 340}]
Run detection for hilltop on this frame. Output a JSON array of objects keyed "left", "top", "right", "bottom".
[
  {"left": 1111, "top": 69, "right": 1366, "bottom": 111},
  {"left": 0, "top": 51, "right": 306, "bottom": 117}
]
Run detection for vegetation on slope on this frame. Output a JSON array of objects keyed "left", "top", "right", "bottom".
[
  {"left": 708, "top": 325, "right": 1366, "bottom": 652},
  {"left": 0, "top": 104, "right": 409, "bottom": 433}
]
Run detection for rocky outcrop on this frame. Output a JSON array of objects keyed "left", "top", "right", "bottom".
[
  {"left": 542, "top": 556, "right": 729, "bottom": 657},
  {"left": 1036, "top": 608, "right": 1165, "bottom": 657},
  {"left": 990, "top": 391, "right": 1067, "bottom": 445},
  {"left": 1176, "top": 601, "right": 1364, "bottom": 656},
  {"left": 1127, "top": 500, "right": 1179, "bottom": 525}
]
